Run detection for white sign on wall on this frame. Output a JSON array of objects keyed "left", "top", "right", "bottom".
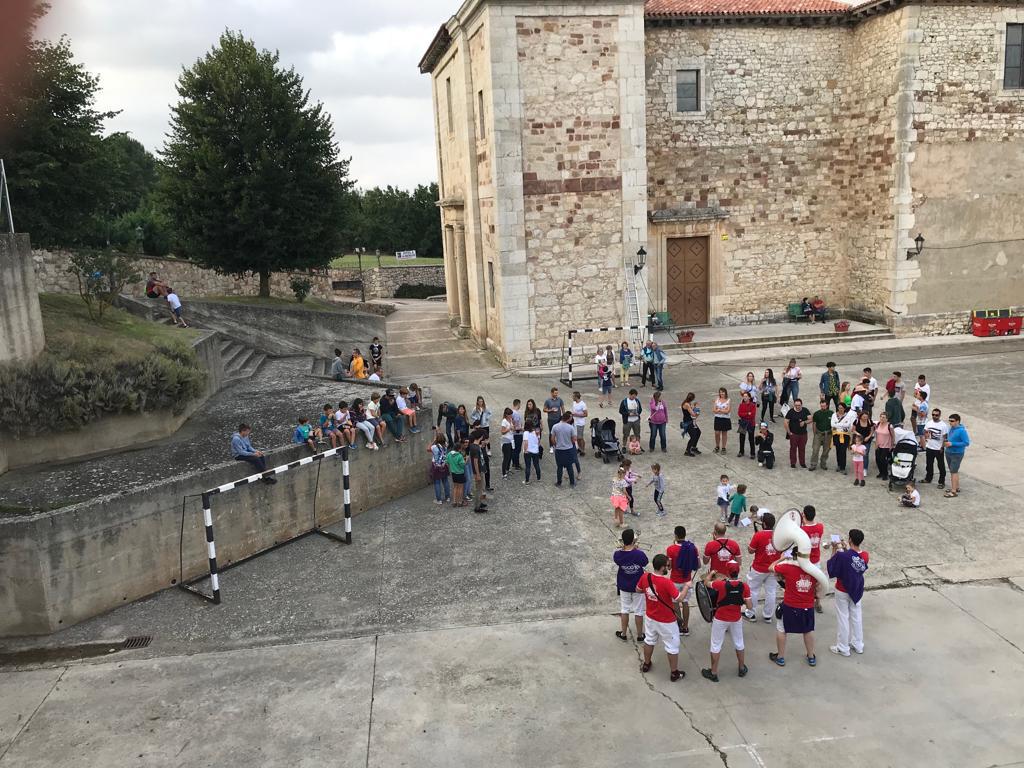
[{"left": 395, "top": 250, "right": 417, "bottom": 260}]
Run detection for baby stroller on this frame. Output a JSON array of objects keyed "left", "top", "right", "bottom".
[
  {"left": 888, "top": 437, "right": 919, "bottom": 492},
  {"left": 591, "top": 417, "right": 623, "bottom": 463}
]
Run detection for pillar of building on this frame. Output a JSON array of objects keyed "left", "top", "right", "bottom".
[
  {"left": 442, "top": 225, "right": 459, "bottom": 324},
  {"left": 453, "top": 223, "right": 472, "bottom": 336},
  {"left": 0, "top": 233, "right": 45, "bottom": 364}
]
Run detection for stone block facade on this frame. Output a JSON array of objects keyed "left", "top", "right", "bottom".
[
  {"left": 31, "top": 250, "right": 444, "bottom": 303},
  {"left": 423, "top": 1, "right": 1024, "bottom": 365}
]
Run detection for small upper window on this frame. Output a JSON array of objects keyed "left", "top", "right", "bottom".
[
  {"left": 477, "top": 90, "right": 485, "bottom": 137},
  {"left": 676, "top": 69, "right": 700, "bottom": 112},
  {"left": 446, "top": 77, "right": 454, "bottom": 133},
  {"left": 1006, "top": 24, "right": 1023, "bottom": 89}
]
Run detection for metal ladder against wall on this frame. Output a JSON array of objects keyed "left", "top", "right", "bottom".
[{"left": 623, "top": 255, "right": 646, "bottom": 349}]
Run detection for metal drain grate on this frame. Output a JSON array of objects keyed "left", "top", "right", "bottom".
[{"left": 122, "top": 636, "right": 152, "bottom": 650}]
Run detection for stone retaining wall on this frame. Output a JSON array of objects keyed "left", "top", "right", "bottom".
[
  {"left": 0, "top": 234, "right": 45, "bottom": 363},
  {"left": 0, "top": 428, "right": 432, "bottom": 636},
  {"left": 32, "top": 249, "right": 446, "bottom": 302}
]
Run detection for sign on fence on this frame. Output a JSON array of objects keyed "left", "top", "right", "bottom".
[{"left": 395, "top": 250, "right": 417, "bottom": 260}]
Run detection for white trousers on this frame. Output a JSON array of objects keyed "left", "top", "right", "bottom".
[
  {"left": 747, "top": 569, "right": 778, "bottom": 619},
  {"left": 710, "top": 618, "right": 744, "bottom": 653},
  {"left": 834, "top": 590, "right": 864, "bottom": 653},
  {"left": 354, "top": 420, "right": 375, "bottom": 444}
]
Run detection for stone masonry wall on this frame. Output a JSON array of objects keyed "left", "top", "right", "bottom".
[
  {"left": 518, "top": 15, "right": 626, "bottom": 354},
  {"left": 646, "top": 25, "right": 850, "bottom": 322},
  {"left": 840, "top": 10, "right": 902, "bottom": 316},
  {"left": 902, "top": 4, "right": 1024, "bottom": 318},
  {"left": 32, "top": 250, "right": 444, "bottom": 302}
]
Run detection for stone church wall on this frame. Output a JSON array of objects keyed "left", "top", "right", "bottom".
[{"left": 646, "top": 25, "right": 850, "bottom": 323}]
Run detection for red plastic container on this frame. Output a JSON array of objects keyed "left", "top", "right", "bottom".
[
  {"left": 972, "top": 316, "right": 1022, "bottom": 337},
  {"left": 834, "top": 320, "right": 850, "bottom": 333}
]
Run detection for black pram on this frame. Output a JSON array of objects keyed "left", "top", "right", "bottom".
[{"left": 591, "top": 417, "right": 623, "bottom": 463}]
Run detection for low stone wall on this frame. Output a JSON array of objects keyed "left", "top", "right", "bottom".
[
  {"left": 32, "top": 249, "right": 445, "bottom": 302},
  {"left": 0, "top": 330, "right": 224, "bottom": 476},
  {"left": 0, "top": 234, "right": 45, "bottom": 363},
  {"left": 0, "top": 427, "right": 432, "bottom": 636},
  {"left": 184, "top": 299, "right": 388, "bottom": 358},
  {"left": 893, "top": 307, "right": 1024, "bottom": 337}
]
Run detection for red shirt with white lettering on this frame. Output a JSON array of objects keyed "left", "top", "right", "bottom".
[
  {"left": 637, "top": 572, "right": 680, "bottom": 624},
  {"left": 748, "top": 530, "right": 781, "bottom": 573},
  {"left": 801, "top": 523, "right": 825, "bottom": 564},
  {"left": 836, "top": 550, "right": 870, "bottom": 593},
  {"left": 704, "top": 538, "right": 741, "bottom": 574},
  {"left": 711, "top": 579, "right": 751, "bottom": 622},
  {"left": 775, "top": 562, "right": 817, "bottom": 609}
]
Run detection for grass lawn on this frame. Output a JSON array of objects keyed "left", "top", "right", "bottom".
[
  {"left": 40, "top": 294, "right": 199, "bottom": 363},
  {"left": 330, "top": 254, "right": 444, "bottom": 269},
  {"left": 194, "top": 295, "right": 351, "bottom": 312}
]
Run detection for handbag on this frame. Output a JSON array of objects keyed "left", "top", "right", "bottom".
[{"left": 645, "top": 572, "right": 683, "bottom": 630}]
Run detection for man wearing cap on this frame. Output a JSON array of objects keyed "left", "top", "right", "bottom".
[
  {"left": 700, "top": 560, "right": 752, "bottom": 682},
  {"left": 754, "top": 422, "right": 775, "bottom": 469},
  {"left": 808, "top": 397, "right": 834, "bottom": 471}
]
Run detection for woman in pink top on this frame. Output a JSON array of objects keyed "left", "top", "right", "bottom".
[
  {"left": 873, "top": 412, "right": 895, "bottom": 480},
  {"left": 648, "top": 389, "right": 669, "bottom": 452}
]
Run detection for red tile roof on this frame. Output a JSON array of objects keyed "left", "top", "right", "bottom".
[{"left": 645, "top": 0, "right": 852, "bottom": 17}]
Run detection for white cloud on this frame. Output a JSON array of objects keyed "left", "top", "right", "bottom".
[{"left": 38, "top": 0, "right": 455, "bottom": 189}]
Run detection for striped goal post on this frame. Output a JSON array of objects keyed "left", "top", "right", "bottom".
[
  {"left": 561, "top": 325, "right": 648, "bottom": 388},
  {"left": 180, "top": 445, "right": 353, "bottom": 605}
]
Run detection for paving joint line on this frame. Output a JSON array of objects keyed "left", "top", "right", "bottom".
[{"left": 0, "top": 665, "right": 67, "bottom": 765}]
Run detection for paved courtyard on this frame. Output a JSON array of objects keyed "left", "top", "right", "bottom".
[{"left": 2, "top": 307, "right": 1023, "bottom": 767}]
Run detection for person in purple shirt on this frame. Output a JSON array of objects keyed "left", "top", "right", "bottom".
[{"left": 614, "top": 528, "right": 649, "bottom": 641}]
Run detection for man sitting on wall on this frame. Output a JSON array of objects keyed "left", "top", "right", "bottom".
[{"left": 145, "top": 272, "right": 169, "bottom": 298}]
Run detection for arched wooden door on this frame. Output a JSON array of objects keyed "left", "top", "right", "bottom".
[{"left": 665, "top": 237, "right": 709, "bottom": 326}]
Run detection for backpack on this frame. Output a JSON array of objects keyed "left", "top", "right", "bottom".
[
  {"left": 717, "top": 580, "right": 746, "bottom": 608},
  {"left": 674, "top": 540, "right": 700, "bottom": 577}
]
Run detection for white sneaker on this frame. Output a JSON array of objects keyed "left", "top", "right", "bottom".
[
  {"left": 853, "top": 646, "right": 864, "bottom": 654},
  {"left": 549, "top": 447, "right": 554, "bottom": 454},
  {"left": 743, "top": 609, "right": 756, "bottom": 622},
  {"left": 829, "top": 645, "right": 851, "bottom": 657}
]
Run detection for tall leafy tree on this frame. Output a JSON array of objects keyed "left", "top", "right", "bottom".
[
  {"left": 0, "top": 9, "right": 117, "bottom": 245},
  {"left": 161, "top": 31, "right": 350, "bottom": 296}
]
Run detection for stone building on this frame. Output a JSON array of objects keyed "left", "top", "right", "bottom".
[{"left": 420, "top": 0, "right": 1024, "bottom": 366}]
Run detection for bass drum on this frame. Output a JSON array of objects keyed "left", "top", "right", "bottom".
[{"left": 695, "top": 580, "right": 715, "bottom": 624}]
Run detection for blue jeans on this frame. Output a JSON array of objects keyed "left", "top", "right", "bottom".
[
  {"left": 781, "top": 379, "right": 800, "bottom": 406},
  {"left": 649, "top": 422, "right": 667, "bottom": 451},
  {"left": 465, "top": 462, "right": 474, "bottom": 497},
  {"left": 655, "top": 364, "right": 665, "bottom": 390},
  {"left": 433, "top": 475, "right": 451, "bottom": 501}
]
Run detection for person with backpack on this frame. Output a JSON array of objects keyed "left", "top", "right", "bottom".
[
  {"left": 637, "top": 554, "right": 686, "bottom": 682},
  {"left": 700, "top": 560, "right": 753, "bottom": 682},
  {"left": 666, "top": 526, "right": 701, "bottom": 637},
  {"left": 428, "top": 434, "right": 451, "bottom": 505},
  {"left": 703, "top": 522, "right": 742, "bottom": 573},
  {"left": 744, "top": 510, "right": 781, "bottom": 622}
]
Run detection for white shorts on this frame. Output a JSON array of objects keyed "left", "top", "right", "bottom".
[
  {"left": 643, "top": 616, "right": 680, "bottom": 655},
  {"left": 673, "top": 582, "right": 693, "bottom": 606},
  {"left": 710, "top": 617, "right": 744, "bottom": 653},
  {"left": 619, "top": 591, "right": 645, "bottom": 617}
]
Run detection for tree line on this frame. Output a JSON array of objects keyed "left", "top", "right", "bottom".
[{"left": 0, "top": 7, "right": 441, "bottom": 297}]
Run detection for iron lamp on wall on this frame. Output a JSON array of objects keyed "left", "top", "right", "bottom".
[
  {"left": 906, "top": 233, "right": 925, "bottom": 260},
  {"left": 634, "top": 246, "right": 647, "bottom": 275}
]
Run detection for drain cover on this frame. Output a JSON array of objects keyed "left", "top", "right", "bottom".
[
  {"left": 122, "top": 636, "right": 152, "bottom": 650},
  {"left": 0, "top": 636, "right": 153, "bottom": 666}
]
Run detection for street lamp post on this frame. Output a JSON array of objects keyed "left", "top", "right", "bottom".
[
  {"left": 906, "top": 233, "right": 925, "bottom": 260},
  {"left": 356, "top": 247, "right": 366, "bottom": 303},
  {"left": 134, "top": 225, "right": 144, "bottom": 254}
]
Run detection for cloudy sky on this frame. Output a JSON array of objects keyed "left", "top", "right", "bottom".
[{"left": 39, "top": 0, "right": 458, "bottom": 190}]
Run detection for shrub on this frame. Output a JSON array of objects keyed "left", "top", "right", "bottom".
[
  {"left": 394, "top": 283, "right": 442, "bottom": 300},
  {"left": 0, "top": 344, "right": 207, "bottom": 438},
  {"left": 290, "top": 276, "right": 313, "bottom": 303},
  {"left": 67, "top": 250, "right": 141, "bottom": 321}
]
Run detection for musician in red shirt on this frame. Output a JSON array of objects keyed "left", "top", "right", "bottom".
[
  {"left": 700, "top": 561, "right": 753, "bottom": 682},
  {"left": 769, "top": 557, "right": 820, "bottom": 668},
  {"left": 744, "top": 510, "right": 781, "bottom": 622},
  {"left": 637, "top": 554, "right": 685, "bottom": 682},
  {"left": 703, "top": 522, "right": 742, "bottom": 574},
  {"left": 801, "top": 505, "right": 826, "bottom": 614},
  {"left": 666, "top": 526, "right": 700, "bottom": 637}
]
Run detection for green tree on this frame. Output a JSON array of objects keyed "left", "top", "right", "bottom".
[
  {"left": 0, "top": 23, "right": 116, "bottom": 245},
  {"left": 161, "top": 31, "right": 351, "bottom": 297}
]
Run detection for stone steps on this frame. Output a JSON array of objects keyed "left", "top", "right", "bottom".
[
  {"left": 219, "top": 338, "right": 266, "bottom": 385},
  {"left": 660, "top": 329, "right": 894, "bottom": 354}
]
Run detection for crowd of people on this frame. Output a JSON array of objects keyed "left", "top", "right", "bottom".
[{"left": 614, "top": 511, "right": 869, "bottom": 682}]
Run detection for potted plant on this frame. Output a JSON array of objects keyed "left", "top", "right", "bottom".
[
  {"left": 677, "top": 329, "right": 695, "bottom": 343},
  {"left": 834, "top": 320, "right": 850, "bottom": 333}
]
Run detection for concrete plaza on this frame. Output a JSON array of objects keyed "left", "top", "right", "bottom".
[{"left": 2, "top": 303, "right": 1024, "bottom": 768}]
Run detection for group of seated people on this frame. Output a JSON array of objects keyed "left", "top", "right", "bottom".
[
  {"left": 331, "top": 340, "right": 384, "bottom": 381},
  {"left": 292, "top": 385, "right": 424, "bottom": 452},
  {"left": 800, "top": 296, "right": 828, "bottom": 322}
]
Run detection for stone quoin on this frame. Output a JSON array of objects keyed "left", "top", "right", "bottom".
[{"left": 420, "top": 0, "right": 1024, "bottom": 367}]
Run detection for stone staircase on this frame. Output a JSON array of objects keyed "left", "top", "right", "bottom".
[
  {"left": 659, "top": 326, "right": 895, "bottom": 355},
  {"left": 219, "top": 338, "right": 267, "bottom": 385}
]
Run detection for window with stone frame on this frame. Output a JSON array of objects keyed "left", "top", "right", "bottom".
[
  {"left": 676, "top": 69, "right": 701, "bottom": 112},
  {"left": 445, "top": 77, "right": 454, "bottom": 133},
  {"left": 1006, "top": 24, "right": 1024, "bottom": 89},
  {"left": 487, "top": 262, "right": 495, "bottom": 306}
]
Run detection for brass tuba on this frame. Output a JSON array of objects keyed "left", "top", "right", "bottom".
[{"left": 772, "top": 508, "right": 830, "bottom": 592}]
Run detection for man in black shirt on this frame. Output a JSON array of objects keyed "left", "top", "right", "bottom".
[{"left": 784, "top": 398, "right": 811, "bottom": 469}]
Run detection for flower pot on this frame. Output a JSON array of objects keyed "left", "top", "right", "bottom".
[
  {"left": 677, "top": 330, "right": 695, "bottom": 343},
  {"left": 834, "top": 320, "right": 850, "bottom": 333}
]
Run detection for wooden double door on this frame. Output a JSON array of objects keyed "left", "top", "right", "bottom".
[{"left": 665, "top": 237, "right": 709, "bottom": 326}]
